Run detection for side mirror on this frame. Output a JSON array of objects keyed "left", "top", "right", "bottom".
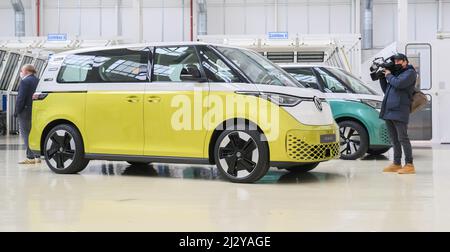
[{"left": 180, "top": 64, "right": 207, "bottom": 82}]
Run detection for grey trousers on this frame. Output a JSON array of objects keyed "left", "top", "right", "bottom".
[
  {"left": 385, "top": 119, "right": 413, "bottom": 165},
  {"left": 18, "top": 112, "right": 39, "bottom": 159}
]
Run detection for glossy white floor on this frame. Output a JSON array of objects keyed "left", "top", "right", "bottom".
[{"left": 1, "top": 135, "right": 449, "bottom": 232}]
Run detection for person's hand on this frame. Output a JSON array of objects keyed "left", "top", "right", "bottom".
[{"left": 384, "top": 69, "right": 391, "bottom": 76}]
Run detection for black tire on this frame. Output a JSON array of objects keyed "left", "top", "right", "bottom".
[
  {"left": 43, "top": 124, "right": 89, "bottom": 174},
  {"left": 282, "top": 162, "right": 320, "bottom": 173},
  {"left": 127, "top": 161, "right": 151, "bottom": 166},
  {"left": 214, "top": 127, "right": 269, "bottom": 183},
  {"left": 367, "top": 147, "right": 391, "bottom": 155},
  {"left": 338, "top": 120, "right": 369, "bottom": 160}
]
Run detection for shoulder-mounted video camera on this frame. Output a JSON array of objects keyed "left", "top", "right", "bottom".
[{"left": 369, "top": 55, "right": 397, "bottom": 81}]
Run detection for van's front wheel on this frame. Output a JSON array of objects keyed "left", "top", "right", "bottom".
[
  {"left": 214, "top": 129, "right": 269, "bottom": 183},
  {"left": 43, "top": 124, "right": 89, "bottom": 174}
]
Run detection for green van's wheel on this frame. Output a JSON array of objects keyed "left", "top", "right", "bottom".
[{"left": 338, "top": 120, "right": 369, "bottom": 160}]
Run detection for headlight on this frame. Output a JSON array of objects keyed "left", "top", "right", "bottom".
[
  {"left": 361, "top": 99, "right": 382, "bottom": 110},
  {"left": 235, "top": 91, "right": 311, "bottom": 107}
]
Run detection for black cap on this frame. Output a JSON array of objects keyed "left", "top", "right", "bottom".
[{"left": 393, "top": 53, "right": 408, "bottom": 62}]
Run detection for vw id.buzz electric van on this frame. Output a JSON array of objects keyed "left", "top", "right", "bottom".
[
  {"left": 29, "top": 43, "right": 339, "bottom": 183},
  {"left": 280, "top": 64, "right": 392, "bottom": 160}
]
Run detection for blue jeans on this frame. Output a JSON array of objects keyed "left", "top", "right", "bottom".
[{"left": 385, "top": 119, "right": 413, "bottom": 165}]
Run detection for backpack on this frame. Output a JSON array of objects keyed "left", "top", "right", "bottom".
[{"left": 410, "top": 89, "right": 428, "bottom": 114}]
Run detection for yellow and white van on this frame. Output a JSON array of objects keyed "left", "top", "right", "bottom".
[{"left": 29, "top": 42, "right": 339, "bottom": 183}]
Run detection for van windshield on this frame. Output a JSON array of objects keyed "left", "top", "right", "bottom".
[
  {"left": 215, "top": 46, "right": 304, "bottom": 87},
  {"left": 324, "top": 67, "right": 379, "bottom": 95}
]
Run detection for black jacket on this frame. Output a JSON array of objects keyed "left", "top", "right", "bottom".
[
  {"left": 379, "top": 65, "right": 416, "bottom": 123},
  {"left": 14, "top": 75, "right": 39, "bottom": 118}
]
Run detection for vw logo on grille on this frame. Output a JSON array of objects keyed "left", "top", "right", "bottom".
[{"left": 313, "top": 96, "right": 323, "bottom": 111}]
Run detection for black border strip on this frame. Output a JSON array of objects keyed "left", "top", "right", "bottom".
[{"left": 84, "top": 153, "right": 211, "bottom": 165}]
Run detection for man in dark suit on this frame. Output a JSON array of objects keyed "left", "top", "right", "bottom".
[
  {"left": 379, "top": 53, "right": 417, "bottom": 174},
  {"left": 14, "top": 64, "right": 40, "bottom": 164}
]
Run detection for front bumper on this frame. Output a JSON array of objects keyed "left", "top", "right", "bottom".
[{"left": 286, "top": 129, "right": 340, "bottom": 162}]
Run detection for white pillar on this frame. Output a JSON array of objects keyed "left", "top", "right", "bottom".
[
  {"left": 397, "top": 0, "right": 408, "bottom": 43},
  {"left": 39, "top": 0, "right": 44, "bottom": 36},
  {"left": 192, "top": 0, "right": 198, "bottom": 41},
  {"left": 133, "top": 0, "right": 143, "bottom": 42},
  {"left": 115, "top": 0, "right": 122, "bottom": 36},
  {"left": 351, "top": 0, "right": 361, "bottom": 35},
  {"left": 438, "top": 0, "right": 443, "bottom": 32},
  {"left": 31, "top": 0, "right": 37, "bottom": 36}
]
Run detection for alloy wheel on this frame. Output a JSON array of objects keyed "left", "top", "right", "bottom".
[
  {"left": 217, "top": 131, "right": 259, "bottom": 178},
  {"left": 45, "top": 130, "right": 76, "bottom": 169},
  {"left": 339, "top": 126, "right": 361, "bottom": 155}
]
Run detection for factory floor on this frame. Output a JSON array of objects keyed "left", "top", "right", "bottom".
[{"left": 1, "top": 135, "right": 449, "bottom": 232}]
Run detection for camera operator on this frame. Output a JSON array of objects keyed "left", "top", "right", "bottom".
[{"left": 379, "top": 53, "right": 416, "bottom": 174}]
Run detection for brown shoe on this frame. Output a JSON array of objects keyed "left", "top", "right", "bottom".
[
  {"left": 398, "top": 163, "right": 416, "bottom": 174},
  {"left": 383, "top": 163, "right": 402, "bottom": 172},
  {"left": 18, "top": 159, "right": 37, "bottom": 165},
  {"left": 35, "top": 158, "right": 41, "bottom": 163}
]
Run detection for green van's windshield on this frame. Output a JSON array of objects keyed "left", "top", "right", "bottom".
[
  {"left": 215, "top": 46, "right": 304, "bottom": 88},
  {"left": 324, "top": 67, "right": 379, "bottom": 95}
]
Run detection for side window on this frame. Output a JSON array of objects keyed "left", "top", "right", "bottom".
[
  {"left": 152, "top": 46, "right": 202, "bottom": 82},
  {"left": 57, "top": 55, "right": 94, "bottom": 83},
  {"left": 285, "top": 67, "right": 320, "bottom": 90},
  {"left": 316, "top": 68, "right": 349, "bottom": 93},
  {"left": 96, "top": 48, "right": 149, "bottom": 82},
  {"left": 57, "top": 48, "right": 149, "bottom": 83},
  {"left": 197, "top": 46, "right": 241, "bottom": 83}
]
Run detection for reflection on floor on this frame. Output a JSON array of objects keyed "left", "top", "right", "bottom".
[{"left": 1, "top": 136, "right": 449, "bottom": 231}]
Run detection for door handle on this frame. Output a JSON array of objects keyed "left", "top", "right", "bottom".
[
  {"left": 126, "top": 96, "right": 140, "bottom": 103},
  {"left": 147, "top": 96, "right": 161, "bottom": 103}
]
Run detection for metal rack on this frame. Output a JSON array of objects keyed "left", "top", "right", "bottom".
[
  {"left": 0, "top": 50, "right": 48, "bottom": 134},
  {"left": 0, "top": 37, "right": 120, "bottom": 135}
]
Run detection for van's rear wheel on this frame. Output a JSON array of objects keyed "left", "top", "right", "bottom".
[
  {"left": 214, "top": 129, "right": 269, "bottom": 183},
  {"left": 44, "top": 124, "right": 89, "bottom": 174}
]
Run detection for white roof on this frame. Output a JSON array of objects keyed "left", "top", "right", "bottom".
[{"left": 52, "top": 41, "right": 253, "bottom": 57}]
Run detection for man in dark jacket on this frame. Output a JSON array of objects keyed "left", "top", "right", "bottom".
[
  {"left": 379, "top": 53, "right": 416, "bottom": 174},
  {"left": 14, "top": 64, "right": 40, "bottom": 164}
]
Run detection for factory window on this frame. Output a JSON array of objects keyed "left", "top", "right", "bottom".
[
  {"left": 57, "top": 48, "right": 149, "bottom": 83},
  {"left": 197, "top": 46, "right": 240, "bottom": 83},
  {"left": 152, "top": 46, "right": 203, "bottom": 82}
]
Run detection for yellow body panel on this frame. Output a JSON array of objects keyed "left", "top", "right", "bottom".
[
  {"left": 144, "top": 89, "right": 208, "bottom": 158},
  {"left": 30, "top": 90, "right": 339, "bottom": 163},
  {"left": 84, "top": 91, "right": 144, "bottom": 155},
  {"left": 29, "top": 93, "right": 86, "bottom": 152}
]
